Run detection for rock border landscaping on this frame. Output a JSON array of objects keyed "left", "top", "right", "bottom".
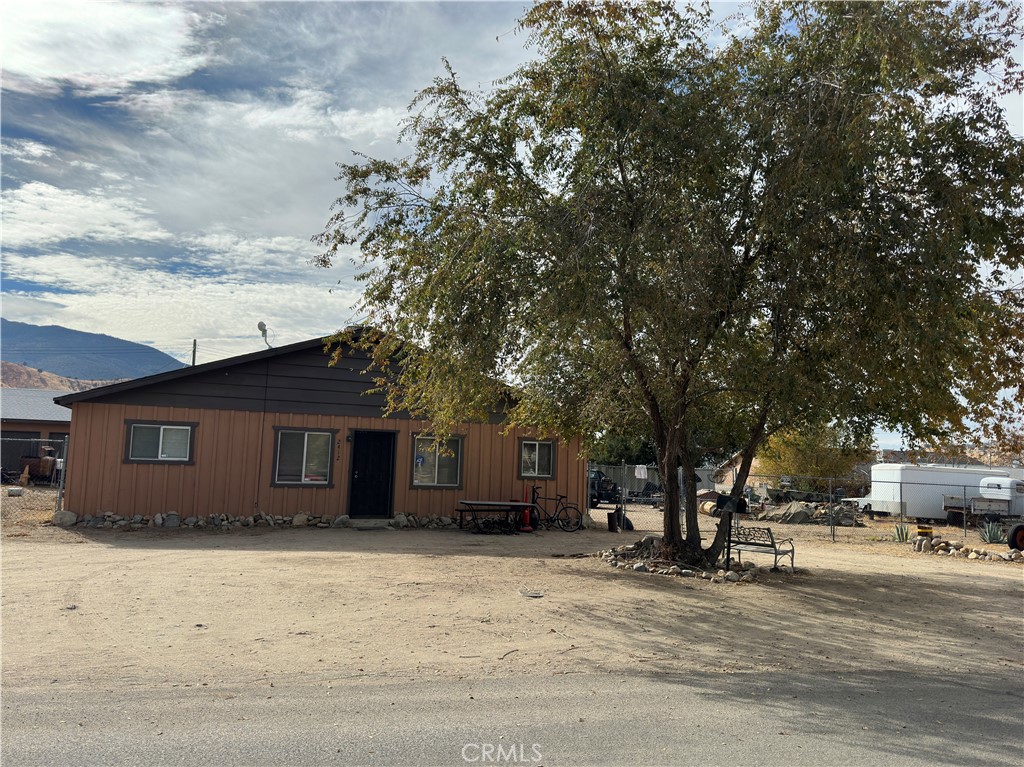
[
  {"left": 905, "top": 533, "right": 1023, "bottom": 563},
  {"left": 595, "top": 531, "right": 1023, "bottom": 585},
  {"left": 51, "top": 509, "right": 598, "bottom": 532},
  {"left": 597, "top": 534, "right": 792, "bottom": 584},
  {"left": 51, "top": 510, "right": 462, "bottom": 531}
]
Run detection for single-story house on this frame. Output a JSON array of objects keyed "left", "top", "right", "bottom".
[
  {"left": 53, "top": 337, "right": 586, "bottom": 521},
  {"left": 1, "top": 388, "right": 73, "bottom": 482}
]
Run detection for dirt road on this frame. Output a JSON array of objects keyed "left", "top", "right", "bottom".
[{"left": 3, "top": 517, "right": 1021, "bottom": 694}]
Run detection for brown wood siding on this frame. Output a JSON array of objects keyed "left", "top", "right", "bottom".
[
  {"left": 1, "top": 420, "right": 71, "bottom": 439},
  {"left": 64, "top": 403, "right": 586, "bottom": 521}
]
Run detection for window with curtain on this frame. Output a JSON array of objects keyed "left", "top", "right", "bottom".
[
  {"left": 412, "top": 436, "right": 462, "bottom": 487},
  {"left": 520, "top": 440, "right": 554, "bottom": 479}
]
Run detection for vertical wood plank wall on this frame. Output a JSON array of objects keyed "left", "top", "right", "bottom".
[{"left": 65, "top": 403, "right": 586, "bottom": 520}]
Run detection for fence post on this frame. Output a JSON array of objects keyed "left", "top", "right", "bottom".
[
  {"left": 962, "top": 485, "right": 968, "bottom": 537},
  {"left": 829, "top": 476, "right": 835, "bottom": 542},
  {"left": 55, "top": 436, "right": 68, "bottom": 515},
  {"left": 617, "top": 460, "right": 625, "bottom": 529},
  {"left": 899, "top": 480, "right": 904, "bottom": 524}
]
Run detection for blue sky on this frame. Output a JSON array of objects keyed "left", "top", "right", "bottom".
[
  {"left": 2, "top": 1, "right": 535, "bottom": 363},
  {"left": 2, "top": 1, "right": 1021, "bottom": 448}
]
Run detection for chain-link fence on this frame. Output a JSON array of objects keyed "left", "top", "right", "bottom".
[
  {"left": 739, "top": 472, "right": 868, "bottom": 537},
  {"left": 589, "top": 463, "right": 871, "bottom": 534},
  {"left": 1, "top": 437, "right": 67, "bottom": 484},
  {"left": 742, "top": 472, "right": 868, "bottom": 505},
  {"left": 588, "top": 462, "right": 662, "bottom": 532},
  {"left": 589, "top": 461, "right": 1023, "bottom": 542},
  {"left": 1, "top": 486, "right": 62, "bottom": 527},
  {"left": 1, "top": 437, "right": 68, "bottom": 526}
]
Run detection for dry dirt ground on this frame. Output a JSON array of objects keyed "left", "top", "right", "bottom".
[{"left": 2, "top": 510, "right": 1022, "bottom": 694}]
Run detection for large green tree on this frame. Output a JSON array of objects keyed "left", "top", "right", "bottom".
[{"left": 315, "top": 1, "right": 1023, "bottom": 564}]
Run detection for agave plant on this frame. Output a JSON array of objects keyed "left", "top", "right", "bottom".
[
  {"left": 980, "top": 521, "right": 1007, "bottom": 545},
  {"left": 893, "top": 524, "right": 910, "bottom": 543}
]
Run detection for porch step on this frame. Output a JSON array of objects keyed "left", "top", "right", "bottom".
[{"left": 352, "top": 519, "right": 392, "bottom": 530}]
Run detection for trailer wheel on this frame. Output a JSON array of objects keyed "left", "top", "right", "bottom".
[{"left": 1008, "top": 524, "right": 1024, "bottom": 552}]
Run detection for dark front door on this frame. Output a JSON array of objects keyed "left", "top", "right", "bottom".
[{"left": 348, "top": 430, "right": 396, "bottom": 518}]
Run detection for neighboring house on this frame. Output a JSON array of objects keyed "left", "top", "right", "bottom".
[
  {"left": 54, "top": 337, "right": 585, "bottom": 521},
  {"left": 1, "top": 388, "right": 72, "bottom": 482}
]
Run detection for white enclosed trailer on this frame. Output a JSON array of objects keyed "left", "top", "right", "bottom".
[{"left": 854, "top": 464, "right": 1010, "bottom": 520}]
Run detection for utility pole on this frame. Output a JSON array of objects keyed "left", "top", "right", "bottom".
[{"left": 191, "top": 339, "right": 197, "bottom": 366}]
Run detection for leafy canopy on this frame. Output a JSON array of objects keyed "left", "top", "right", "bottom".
[{"left": 316, "top": 1, "right": 1023, "bottom": 561}]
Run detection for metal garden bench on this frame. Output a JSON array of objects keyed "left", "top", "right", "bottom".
[{"left": 729, "top": 524, "right": 795, "bottom": 570}]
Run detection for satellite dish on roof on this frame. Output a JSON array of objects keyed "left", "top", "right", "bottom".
[{"left": 257, "top": 321, "right": 272, "bottom": 348}]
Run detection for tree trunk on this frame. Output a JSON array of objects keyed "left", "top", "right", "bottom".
[
  {"left": 679, "top": 445, "right": 702, "bottom": 551},
  {"left": 657, "top": 431, "right": 684, "bottom": 556},
  {"left": 655, "top": 428, "right": 714, "bottom": 566},
  {"left": 706, "top": 411, "right": 769, "bottom": 563}
]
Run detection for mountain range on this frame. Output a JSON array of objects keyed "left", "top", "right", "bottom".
[{"left": 0, "top": 318, "right": 186, "bottom": 382}]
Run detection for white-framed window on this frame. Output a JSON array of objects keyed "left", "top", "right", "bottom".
[
  {"left": 274, "top": 429, "right": 335, "bottom": 486},
  {"left": 126, "top": 422, "right": 195, "bottom": 463},
  {"left": 412, "top": 435, "right": 462, "bottom": 488},
  {"left": 519, "top": 439, "right": 554, "bottom": 479}
]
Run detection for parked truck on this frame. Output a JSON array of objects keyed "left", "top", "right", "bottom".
[{"left": 852, "top": 463, "right": 1024, "bottom": 550}]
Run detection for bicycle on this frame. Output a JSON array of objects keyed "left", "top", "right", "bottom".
[{"left": 530, "top": 485, "right": 583, "bottom": 531}]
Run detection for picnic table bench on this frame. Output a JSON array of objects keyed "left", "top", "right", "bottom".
[
  {"left": 729, "top": 524, "right": 795, "bottom": 570},
  {"left": 458, "top": 500, "right": 534, "bottom": 534}
]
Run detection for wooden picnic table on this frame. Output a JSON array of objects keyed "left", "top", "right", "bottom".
[{"left": 458, "top": 500, "right": 535, "bottom": 534}]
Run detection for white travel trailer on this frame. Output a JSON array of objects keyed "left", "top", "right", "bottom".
[
  {"left": 852, "top": 464, "right": 1024, "bottom": 551},
  {"left": 854, "top": 463, "right": 1010, "bottom": 520}
]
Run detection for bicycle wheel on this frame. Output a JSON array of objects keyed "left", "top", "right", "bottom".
[
  {"left": 557, "top": 503, "right": 583, "bottom": 532},
  {"left": 533, "top": 504, "right": 555, "bottom": 530}
]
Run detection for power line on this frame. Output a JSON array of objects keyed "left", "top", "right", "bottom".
[{"left": 1, "top": 345, "right": 180, "bottom": 356}]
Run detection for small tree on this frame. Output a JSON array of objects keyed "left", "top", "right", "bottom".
[
  {"left": 315, "top": 1, "right": 1023, "bottom": 565},
  {"left": 758, "top": 425, "right": 874, "bottom": 493}
]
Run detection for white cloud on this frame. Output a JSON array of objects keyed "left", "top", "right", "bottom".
[
  {"left": 2, "top": 251, "right": 359, "bottom": 363},
  {"left": 2, "top": 138, "right": 56, "bottom": 164},
  {"left": 2, "top": 182, "right": 172, "bottom": 247},
  {"left": 328, "top": 106, "right": 407, "bottom": 143},
  {"left": 183, "top": 231, "right": 332, "bottom": 281},
  {"left": 116, "top": 85, "right": 405, "bottom": 144},
  {"left": 74, "top": 84, "right": 407, "bottom": 240},
  {"left": 0, "top": 1, "right": 532, "bottom": 362},
  {"left": 1, "top": 1, "right": 215, "bottom": 96}
]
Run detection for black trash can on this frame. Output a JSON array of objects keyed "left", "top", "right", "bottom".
[{"left": 607, "top": 511, "right": 618, "bottom": 532}]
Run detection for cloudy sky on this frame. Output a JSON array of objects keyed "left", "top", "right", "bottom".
[
  {"left": 2, "top": 1, "right": 538, "bottom": 363},
  {"left": 2, "top": 0, "right": 1021, "bottom": 386}
]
